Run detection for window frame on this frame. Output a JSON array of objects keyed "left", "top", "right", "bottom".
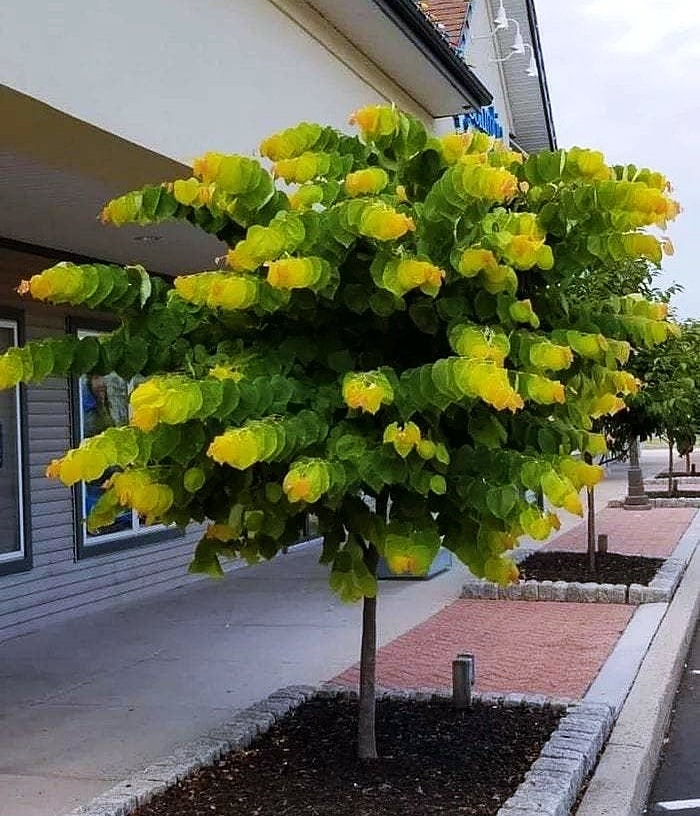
[
  {"left": 0, "top": 309, "right": 32, "bottom": 577},
  {"left": 69, "top": 318, "right": 183, "bottom": 560}
]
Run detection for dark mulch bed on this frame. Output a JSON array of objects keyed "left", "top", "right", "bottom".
[
  {"left": 132, "top": 697, "right": 560, "bottom": 816},
  {"left": 518, "top": 551, "right": 664, "bottom": 585},
  {"left": 654, "top": 471, "right": 699, "bottom": 479}
]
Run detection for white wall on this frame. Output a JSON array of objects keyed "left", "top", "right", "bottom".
[{"left": 0, "top": 0, "right": 431, "bottom": 163}]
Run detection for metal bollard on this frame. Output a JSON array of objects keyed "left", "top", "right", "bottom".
[
  {"left": 597, "top": 533, "right": 608, "bottom": 555},
  {"left": 452, "top": 652, "right": 476, "bottom": 709}
]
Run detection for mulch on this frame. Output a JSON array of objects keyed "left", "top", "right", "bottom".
[
  {"left": 518, "top": 551, "right": 664, "bottom": 585},
  {"left": 132, "top": 696, "right": 560, "bottom": 816}
]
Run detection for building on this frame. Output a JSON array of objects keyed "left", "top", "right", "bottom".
[{"left": 0, "top": 0, "right": 555, "bottom": 641}]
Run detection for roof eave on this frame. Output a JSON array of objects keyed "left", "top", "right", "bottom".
[
  {"left": 374, "top": 0, "right": 493, "bottom": 110},
  {"left": 305, "top": 0, "right": 492, "bottom": 116}
]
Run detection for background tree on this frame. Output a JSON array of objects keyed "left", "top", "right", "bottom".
[
  {"left": 614, "top": 321, "right": 700, "bottom": 494},
  {"left": 563, "top": 260, "right": 680, "bottom": 566},
  {"left": 0, "top": 107, "right": 680, "bottom": 760}
]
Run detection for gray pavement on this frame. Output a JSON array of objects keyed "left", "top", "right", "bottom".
[
  {"left": 647, "top": 621, "right": 700, "bottom": 814},
  {"left": 0, "top": 542, "right": 473, "bottom": 816},
  {"left": 0, "top": 448, "right": 668, "bottom": 816}
]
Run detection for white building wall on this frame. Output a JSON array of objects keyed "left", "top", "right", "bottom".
[{"left": 0, "top": 0, "right": 431, "bottom": 164}]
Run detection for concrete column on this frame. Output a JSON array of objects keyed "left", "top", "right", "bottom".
[{"left": 624, "top": 438, "right": 651, "bottom": 510}]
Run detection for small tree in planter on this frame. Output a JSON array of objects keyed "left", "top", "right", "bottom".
[
  {"left": 0, "top": 107, "right": 680, "bottom": 759},
  {"left": 619, "top": 322, "right": 700, "bottom": 495},
  {"left": 563, "top": 260, "right": 679, "bottom": 566}
]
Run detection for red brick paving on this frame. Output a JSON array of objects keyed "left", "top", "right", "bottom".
[
  {"left": 542, "top": 507, "right": 696, "bottom": 558},
  {"left": 332, "top": 505, "right": 695, "bottom": 700},
  {"left": 334, "top": 600, "right": 634, "bottom": 698}
]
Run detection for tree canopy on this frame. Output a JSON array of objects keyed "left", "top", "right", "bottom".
[
  {"left": 610, "top": 321, "right": 700, "bottom": 470},
  {"left": 0, "top": 105, "right": 683, "bottom": 758},
  {"left": 0, "top": 106, "right": 680, "bottom": 592}
]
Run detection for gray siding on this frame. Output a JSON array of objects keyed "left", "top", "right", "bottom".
[{"left": 0, "top": 248, "right": 210, "bottom": 643}]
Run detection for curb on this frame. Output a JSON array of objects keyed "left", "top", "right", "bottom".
[
  {"left": 497, "top": 702, "right": 615, "bottom": 816},
  {"left": 609, "top": 498, "right": 700, "bottom": 508},
  {"left": 461, "top": 511, "right": 700, "bottom": 605},
  {"left": 575, "top": 534, "right": 700, "bottom": 815}
]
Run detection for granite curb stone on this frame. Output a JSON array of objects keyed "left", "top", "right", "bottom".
[
  {"left": 609, "top": 497, "right": 700, "bottom": 508},
  {"left": 497, "top": 702, "right": 615, "bottom": 816},
  {"left": 461, "top": 522, "right": 698, "bottom": 604},
  {"left": 60, "top": 686, "right": 574, "bottom": 816}
]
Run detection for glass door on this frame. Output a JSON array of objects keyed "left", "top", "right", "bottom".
[{"left": 0, "top": 320, "right": 24, "bottom": 564}]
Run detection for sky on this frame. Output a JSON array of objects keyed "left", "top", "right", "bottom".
[{"left": 533, "top": 0, "right": 699, "bottom": 318}]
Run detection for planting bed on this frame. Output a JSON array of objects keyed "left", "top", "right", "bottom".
[
  {"left": 132, "top": 696, "right": 560, "bottom": 816},
  {"left": 518, "top": 551, "right": 664, "bottom": 586}
]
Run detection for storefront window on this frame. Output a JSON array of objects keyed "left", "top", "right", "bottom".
[
  {"left": 0, "top": 317, "right": 27, "bottom": 574},
  {"left": 75, "top": 329, "right": 176, "bottom": 555}
]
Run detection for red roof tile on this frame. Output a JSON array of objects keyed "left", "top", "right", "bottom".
[{"left": 419, "top": 0, "right": 471, "bottom": 46}]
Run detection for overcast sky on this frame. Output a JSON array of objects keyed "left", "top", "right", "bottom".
[{"left": 534, "top": 0, "right": 698, "bottom": 318}]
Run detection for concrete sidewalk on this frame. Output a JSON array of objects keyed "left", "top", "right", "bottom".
[
  {"left": 0, "top": 447, "right": 681, "bottom": 816},
  {"left": 0, "top": 541, "right": 473, "bottom": 816}
]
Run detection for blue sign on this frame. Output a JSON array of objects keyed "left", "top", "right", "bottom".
[{"left": 452, "top": 105, "right": 503, "bottom": 140}]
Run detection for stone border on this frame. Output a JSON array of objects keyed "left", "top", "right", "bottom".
[
  {"left": 498, "top": 701, "right": 615, "bottom": 816},
  {"left": 461, "top": 520, "right": 698, "bottom": 605},
  {"left": 609, "top": 497, "right": 700, "bottom": 508},
  {"left": 61, "top": 685, "right": 318, "bottom": 816},
  {"left": 61, "top": 683, "right": 588, "bottom": 816}
]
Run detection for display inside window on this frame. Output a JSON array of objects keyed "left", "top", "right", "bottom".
[
  {"left": 76, "top": 330, "right": 154, "bottom": 544},
  {"left": 78, "top": 370, "right": 136, "bottom": 539},
  {"left": 0, "top": 319, "right": 24, "bottom": 563}
]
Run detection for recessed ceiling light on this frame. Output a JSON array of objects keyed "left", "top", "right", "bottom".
[{"left": 133, "top": 235, "right": 162, "bottom": 243}]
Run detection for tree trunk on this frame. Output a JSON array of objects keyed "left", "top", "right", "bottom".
[
  {"left": 358, "top": 545, "right": 379, "bottom": 760},
  {"left": 584, "top": 452, "right": 596, "bottom": 572},
  {"left": 668, "top": 441, "right": 674, "bottom": 495},
  {"left": 686, "top": 452, "right": 691, "bottom": 474}
]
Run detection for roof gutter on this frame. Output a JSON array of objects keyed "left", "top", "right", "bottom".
[
  {"left": 523, "top": 0, "right": 557, "bottom": 149},
  {"left": 373, "top": 0, "right": 493, "bottom": 111}
]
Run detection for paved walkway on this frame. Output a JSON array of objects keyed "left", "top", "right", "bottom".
[
  {"left": 332, "top": 449, "right": 696, "bottom": 702},
  {"left": 542, "top": 506, "right": 696, "bottom": 558},
  {"left": 0, "top": 445, "right": 692, "bottom": 816},
  {"left": 0, "top": 544, "right": 472, "bottom": 816},
  {"left": 334, "top": 600, "right": 634, "bottom": 697}
]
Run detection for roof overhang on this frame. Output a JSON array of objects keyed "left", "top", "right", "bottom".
[
  {"left": 305, "top": 0, "right": 493, "bottom": 115},
  {"left": 0, "top": 85, "right": 224, "bottom": 276}
]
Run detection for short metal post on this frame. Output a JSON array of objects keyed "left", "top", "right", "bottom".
[
  {"left": 452, "top": 652, "right": 475, "bottom": 709},
  {"left": 597, "top": 533, "right": 608, "bottom": 555}
]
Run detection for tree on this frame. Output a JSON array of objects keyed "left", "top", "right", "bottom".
[
  {"left": 563, "top": 260, "right": 680, "bottom": 566},
  {"left": 0, "top": 107, "right": 680, "bottom": 759},
  {"left": 618, "top": 321, "right": 700, "bottom": 494}
]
